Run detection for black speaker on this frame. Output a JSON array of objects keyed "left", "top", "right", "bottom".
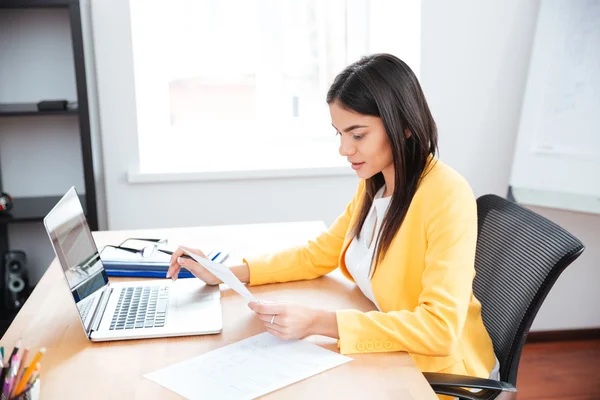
[{"left": 3, "top": 251, "right": 30, "bottom": 312}]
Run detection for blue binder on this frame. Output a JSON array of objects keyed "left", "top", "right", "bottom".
[
  {"left": 103, "top": 266, "right": 194, "bottom": 279},
  {"left": 100, "top": 246, "right": 227, "bottom": 279}
]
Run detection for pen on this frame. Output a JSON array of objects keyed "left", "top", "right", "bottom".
[
  {"left": 27, "top": 369, "right": 40, "bottom": 386},
  {"left": 157, "top": 249, "right": 193, "bottom": 259},
  {"left": 7, "top": 340, "right": 20, "bottom": 366},
  {"left": 2, "top": 339, "right": 20, "bottom": 397},
  {"left": 10, "top": 348, "right": 28, "bottom": 398},
  {"left": 158, "top": 249, "right": 222, "bottom": 261},
  {"left": 16, "top": 383, "right": 34, "bottom": 398},
  {"left": 0, "top": 367, "right": 7, "bottom": 398},
  {"left": 13, "top": 349, "right": 44, "bottom": 397},
  {"left": 4, "top": 354, "right": 20, "bottom": 399},
  {"left": 12, "top": 365, "right": 38, "bottom": 399},
  {"left": 212, "top": 251, "right": 229, "bottom": 263}
]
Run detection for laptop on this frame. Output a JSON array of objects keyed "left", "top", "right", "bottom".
[{"left": 43, "top": 187, "right": 223, "bottom": 341}]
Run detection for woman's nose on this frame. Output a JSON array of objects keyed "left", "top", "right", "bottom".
[{"left": 339, "top": 137, "right": 356, "bottom": 156}]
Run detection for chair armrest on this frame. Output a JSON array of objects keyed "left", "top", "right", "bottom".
[{"left": 423, "top": 372, "right": 517, "bottom": 400}]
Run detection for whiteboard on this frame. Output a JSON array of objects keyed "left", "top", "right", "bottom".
[{"left": 509, "top": 0, "right": 600, "bottom": 214}]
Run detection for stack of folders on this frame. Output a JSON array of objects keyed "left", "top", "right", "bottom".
[
  {"left": 0, "top": 340, "right": 43, "bottom": 400},
  {"left": 100, "top": 242, "right": 228, "bottom": 279}
]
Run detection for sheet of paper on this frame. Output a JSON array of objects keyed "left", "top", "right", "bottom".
[
  {"left": 144, "top": 332, "right": 352, "bottom": 400},
  {"left": 180, "top": 248, "right": 258, "bottom": 302}
]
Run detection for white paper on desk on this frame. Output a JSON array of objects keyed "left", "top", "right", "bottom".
[
  {"left": 180, "top": 248, "right": 258, "bottom": 302},
  {"left": 144, "top": 332, "right": 352, "bottom": 400}
]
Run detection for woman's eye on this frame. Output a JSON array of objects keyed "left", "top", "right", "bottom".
[{"left": 353, "top": 134, "right": 364, "bottom": 140}]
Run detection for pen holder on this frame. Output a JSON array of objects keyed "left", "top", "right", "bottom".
[{"left": 10, "top": 379, "right": 40, "bottom": 400}]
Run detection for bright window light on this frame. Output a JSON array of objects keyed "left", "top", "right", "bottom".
[{"left": 129, "top": 0, "right": 421, "bottom": 174}]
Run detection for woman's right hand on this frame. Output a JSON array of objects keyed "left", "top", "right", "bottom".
[{"left": 166, "top": 246, "right": 221, "bottom": 285}]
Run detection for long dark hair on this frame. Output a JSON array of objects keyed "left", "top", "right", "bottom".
[{"left": 327, "top": 53, "right": 438, "bottom": 267}]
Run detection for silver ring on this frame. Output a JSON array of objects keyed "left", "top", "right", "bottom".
[{"left": 270, "top": 315, "right": 275, "bottom": 325}]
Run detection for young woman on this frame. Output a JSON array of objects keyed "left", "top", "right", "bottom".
[{"left": 167, "top": 53, "right": 498, "bottom": 381}]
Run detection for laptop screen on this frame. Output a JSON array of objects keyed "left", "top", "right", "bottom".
[{"left": 44, "top": 187, "right": 109, "bottom": 331}]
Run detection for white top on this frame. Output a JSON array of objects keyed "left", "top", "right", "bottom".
[{"left": 345, "top": 186, "right": 391, "bottom": 310}]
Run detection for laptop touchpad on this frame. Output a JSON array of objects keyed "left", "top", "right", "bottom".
[{"left": 174, "top": 281, "right": 218, "bottom": 312}]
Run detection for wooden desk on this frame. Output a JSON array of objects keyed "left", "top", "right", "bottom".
[{"left": 1, "top": 222, "right": 437, "bottom": 399}]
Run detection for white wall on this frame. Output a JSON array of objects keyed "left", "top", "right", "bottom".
[
  {"left": 421, "top": 0, "right": 599, "bottom": 330},
  {"left": 91, "top": 0, "right": 598, "bottom": 330},
  {"left": 526, "top": 206, "right": 600, "bottom": 330}
]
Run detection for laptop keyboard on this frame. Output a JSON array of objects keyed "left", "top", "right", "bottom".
[
  {"left": 78, "top": 298, "right": 94, "bottom": 322},
  {"left": 109, "top": 286, "right": 170, "bottom": 330}
]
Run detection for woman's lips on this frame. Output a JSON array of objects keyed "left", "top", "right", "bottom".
[{"left": 351, "top": 162, "right": 365, "bottom": 170}]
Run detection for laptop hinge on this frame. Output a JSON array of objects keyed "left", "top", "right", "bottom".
[{"left": 88, "top": 283, "right": 113, "bottom": 337}]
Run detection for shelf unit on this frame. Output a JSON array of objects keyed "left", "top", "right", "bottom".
[
  {"left": 0, "top": 195, "right": 88, "bottom": 224},
  {"left": 0, "top": 102, "right": 79, "bottom": 116},
  {"left": 0, "top": 0, "right": 98, "bottom": 326}
]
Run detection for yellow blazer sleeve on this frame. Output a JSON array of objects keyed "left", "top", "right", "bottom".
[
  {"left": 245, "top": 181, "right": 363, "bottom": 286},
  {"left": 336, "top": 184, "right": 478, "bottom": 356}
]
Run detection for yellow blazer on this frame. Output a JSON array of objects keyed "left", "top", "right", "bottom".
[{"left": 245, "top": 158, "right": 496, "bottom": 378}]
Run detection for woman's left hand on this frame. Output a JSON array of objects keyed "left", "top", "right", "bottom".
[{"left": 248, "top": 302, "right": 327, "bottom": 340}]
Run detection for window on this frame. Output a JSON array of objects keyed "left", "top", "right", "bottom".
[{"left": 129, "top": 0, "right": 421, "bottom": 176}]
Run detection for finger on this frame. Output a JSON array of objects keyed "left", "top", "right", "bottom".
[
  {"left": 248, "top": 302, "right": 286, "bottom": 315},
  {"left": 266, "top": 325, "right": 292, "bottom": 340},
  {"left": 168, "top": 246, "right": 205, "bottom": 269},
  {"left": 169, "top": 247, "right": 186, "bottom": 268},
  {"left": 166, "top": 259, "right": 183, "bottom": 279},
  {"left": 257, "top": 313, "right": 281, "bottom": 325},
  {"left": 264, "top": 322, "right": 283, "bottom": 334},
  {"left": 265, "top": 326, "right": 284, "bottom": 339},
  {"left": 176, "top": 256, "right": 198, "bottom": 272},
  {"left": 180, "top": 246, "right": 208, "bottom": 259},
  {"left": 168, "top": 254, "right": 196, "bottom": 281},
  {"left": 166, "top": 263, "right": 181, "bottom": 280}
]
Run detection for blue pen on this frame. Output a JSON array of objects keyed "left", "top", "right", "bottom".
[
  {"left": 158, "top": 249, "right": 221, "bottom": 261},
  {"left": 158, "top": 249, "right": 224, "bottom": 263}
]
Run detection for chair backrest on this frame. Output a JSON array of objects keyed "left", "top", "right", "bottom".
[{"left": 472, "top": 195, "right": 584, "bottom": 386}]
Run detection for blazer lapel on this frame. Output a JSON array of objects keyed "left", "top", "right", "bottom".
[{"left": 338, "top": 188, "right": 365, "bottom": 281}]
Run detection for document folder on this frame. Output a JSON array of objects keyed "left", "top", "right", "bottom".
[
  {"left": 103, "top": 266, "right": 194, "bottom": 279},
  {"left": 99, "top": 239, "right": 227, "bottom": 279}
]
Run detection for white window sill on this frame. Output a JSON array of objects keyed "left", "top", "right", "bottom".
[
  {"left": 128, "top": 166, "right": 356, "bottom": 184},
  {"left": 510, "top": 186, "right": 600, "bottom": 215}
]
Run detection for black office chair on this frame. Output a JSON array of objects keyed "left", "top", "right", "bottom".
[{"left": 424, "top": 194, "right": 585, "bottom": 400}]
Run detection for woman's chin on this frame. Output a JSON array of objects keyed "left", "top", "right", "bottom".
[{"left": 354, "top": 168, "right": 375, "bottom": 180}]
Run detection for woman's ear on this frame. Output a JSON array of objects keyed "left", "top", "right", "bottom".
[{"left": 405, "top": 128, "right": 412, "bottom": 138}]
